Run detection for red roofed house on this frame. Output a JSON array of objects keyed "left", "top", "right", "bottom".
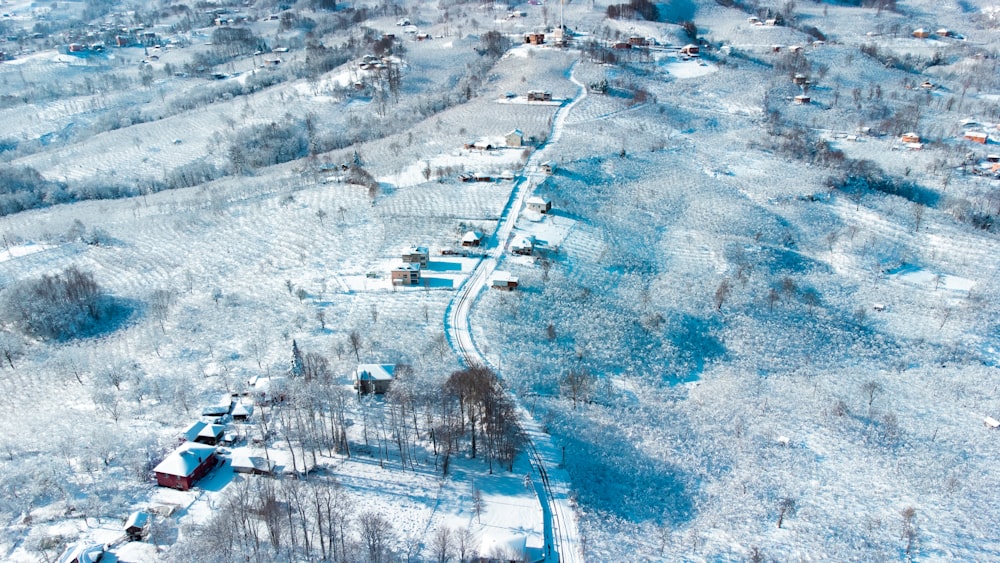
[
  {"left": 154, "top": 442, "right": 218, "bottom": 490},
  {"left": 965, "top": 131, "right": 988, "bottom": 144}
]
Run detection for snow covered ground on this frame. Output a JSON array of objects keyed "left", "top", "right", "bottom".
[{"left": 1, "top": 0, "right": 1000, "bottom": 561}]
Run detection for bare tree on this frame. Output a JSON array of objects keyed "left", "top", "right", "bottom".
[
  {"left": 776, "top": 497, "right": 796, "bottom": 528},
  {"left": 862, "top": 380, "right": 883, "bottom": 408},
  {"left": 560, "top": 368, "right": 595, "bottom": 408},
  {"left": 431, "top": 526, "right": 452, "bottom": 563},
  {"left": 359, "top": 511, "right": 394, "bottom": 563},
  {"left": 349, "top": 330, "right": 363, "bottom": 362},
  {"left": 714, "top": 279, "right": 731, "bottom": 311},
  {"left": 901, "top": 506, "right": 917, "bottom": 560}
]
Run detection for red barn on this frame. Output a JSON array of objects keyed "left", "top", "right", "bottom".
[{"left": 154, "top": 442, "right": 217, "bottom": 490}]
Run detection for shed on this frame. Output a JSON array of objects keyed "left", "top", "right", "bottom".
[
  {"left": 391, "top": 262, "right": 421, "bottom": 286},
  {"left": 124, "top": 510, "right": 150, "bottom": 541},
  {"left": 231, "top": 452, "right": 277, "bottom": 475},
  {"left": 540, "top": 161, "right": 555, "bottom": 175},
  {"left": 490, "top": 271, "right": 519, "bottom": 291},
  {"left": 505, "top": 129, "right": 524, "bottom": 148},
  {"left": 526, "top": 196, "right": 552, "bottom": 214},
  {"left": 793, "top": 94, "right": 810, "bottom": 105},
  {"left": 524, "top": 32, "right": 544, "bottom": 45},
  {"left": 462, "top": 231, "right": 484, "bottom": 247},
  {"left": 965, "top": 131, "right": 988, "bottom": 144},
  {"left": 153, "top": 442, "right": 218, "bottom": 491},
  {"left": 354, "top": 364, "right": 396, "bottom": 394},
  {"left": 402, "top": 245, "right": 429, "bottom": 267},
  {"left": 792, "top": 73, "right": 808, "bottom": 85},
  {"left": 985, "top": 416, "right": 1000, "bottom": 429},
  {"left": 900, "top": 132, "right": 921, "bottom": 144}
]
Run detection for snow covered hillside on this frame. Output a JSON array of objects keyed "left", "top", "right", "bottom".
[{"left": 1, "top": 0, "right": 999, "bottom": 560}]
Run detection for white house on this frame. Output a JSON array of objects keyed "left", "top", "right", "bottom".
[{"left": 354, "top": 364, "right": 396, "bottom": 394}]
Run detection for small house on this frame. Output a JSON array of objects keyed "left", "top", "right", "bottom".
[
  {"left": 901, "top": 132, "right": 921, "bottom": 144},
  {"left": 230, "top": 402, "right": 253, "bottom": 421},
  {"left": 500, "top": 170, "right": 516, "bottom": 181},
  {"left": 490, "top": 271, "right": 519, "bottom": 291},
  {"left": 526, "top": 196, "right": 552, "bottom": 214},
  {"left": 912, "top": 28, "right": 930, "bottom": 39},
  {"left": 124, "top": 510, "right": 150, "bottom": 541},
  {"left": 628, "top": 36, "right": 647, "bottom": 47},
  {"left": 201, "top": 394, "right": 233, "bottom": 417},
  {"left": 540, "top": 161, "right": 555, "bottom": 175},
  {"left": 680, "top": 44, "right": 700, "bottom": 56},
  {"left": 402, "top": 246, "right": 429, "bottom": 268},
  {"left": 511, "top": 236, "right": 534, "bottom": 255},
  {"left": 612, "top": 42, "right": 632, "bottom": 50},
  {"left": 965, "top": 131, "right": 988, "bottom": 144},
  {"left": 193, "top": 424, "right": 226, "bottom": 446},
  {"left": 524, "top": 32, "right": 545, "bottom": 45},
  {"left": 793, "top": 94, "right": 810, "bottom": 105},
  {"left": 391, "top": 263, "right": 421, "bottom": 286},
  {"left": 57, "top": 541, "right": 104, "bottom": 563},
  {"left": 354, "top": 364, "right": 396, "bottom": 394},
  {"left": 462, "top": 231, "right": 484, "bottom": 247},
  {"left": 748, "top": 16, "right": 761, "bottom": 25},
  {"left": 183, "top": 420, "right": 208, "bottom": 443},
  {"left": 792, "top": 73, "right": 808, "bottom": 85},
  {"left": 527, "top": 90, "right": 552, "bottom": 102},
  {"left": 154, "top": 442, "right": 218, "bottom": 491},
  {"left": 505, "top": 129, "right": 524, "bottom": 148}
]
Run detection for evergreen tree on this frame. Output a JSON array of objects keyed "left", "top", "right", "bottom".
[{"left": 290, "top": 339, "right": 305, "bottom": 378}]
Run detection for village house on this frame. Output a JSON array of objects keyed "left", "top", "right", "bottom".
[
  {"left": 391, "top": 262, "right": 421, "bottom": 286},
  {"left": 628, "top": 36, "right": 647, "bottom": 47},
  {"left": 153, "top": 442, "right": 218, "bottom": 491},
  {"left": 505, "top": 129, "right": 524, "bottom": 148},
  {"left": 193, "top": 424, "right": 226, "bottom": 446},
  {"left": 527, "top": 90, "right": 552, "bottom": 102},
  {"left": 524, "top": 32, "right": 544, "bottom": 45},
  {"left": 249, "top": 375, "right": 288, "bottom": 406},
  {"left": 680, "top": 44, "right": 700, "bottom": 56},
  {"left": 57, "top": 541, "right": 104, "bottom": 563},
  {"left": 912, "top": 28, "right": 930, "bottom": 38},
  {"left": 200, "top": 394, "right": 233, "bottom": 417},
  {"left": 526, "top": 196, "right": 552, "bottom": 214},
  {"left": 462, "top": 231, "right": 484, "bottom": 247},
  {"left": 354, "top": 364, "right": 396, "bottom": 394},
  {"left": 490, "top": 271, "right": 519, "bottom": 291},
  {"left": 792, "top": 73, "right": 808, "bottom": 85},
  {"left": 231, "top": 401, "right": 253, "bottom": 421},
  {"left": 511, "top": 236, "right": 534, "bottom": 255},
  {"left": 124, "top": 510, "right": 150, "bottom": 541},
  {"left": 901, "top": 132, "right": 921, "bottom": 144},
  {"left": 540, "top": 161, "right": 555, "bottom": 175},
  {"left": 401, "top": 245, "right": 429, "bottom": 267},
  {"left": 794, "top": 94, "right": 810, "bottom": 105},
  {"left": 964, "top": 131, "right": 988, "bottom": 144}
]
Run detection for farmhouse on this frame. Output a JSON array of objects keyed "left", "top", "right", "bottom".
[
  {"left": 505, "top": 129, "right": 524, "bottom": 148},
  {"left": 527, "top": 90, "right": 552, "bottom": 102},
  {"left": 965, "top": 131, "right": 988, "bottom": 144},
  {"left": 124, "top": 510, "right": 150, "bottom": 541},
  {"left": 354, "top": 364, "right": 396, "bottom": 394},
  {"left": 153, "top": 442, "right": 218, "bottom": 491},
  {"left": 462, "top": 231, "right": 484, "bottom": 247},
  {"left": 402, "top": 245, "right": 429, "bottom": 267},
  {"left": 526, "top": 196, "right": 552, "bottom": 214},
  {"left": 391, "top": 262, "right": 421, "bottom": 286},
  {"left": 490, "top": 271, "right": 519, "bottom": 291}
]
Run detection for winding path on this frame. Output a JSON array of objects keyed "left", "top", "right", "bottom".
[{"left": 445, "top": 61, "right": 586, "bottom": 563}]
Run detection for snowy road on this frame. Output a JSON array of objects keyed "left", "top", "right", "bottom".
[{"left": 445, "top": 61, "right": 586, "bottom": 563}]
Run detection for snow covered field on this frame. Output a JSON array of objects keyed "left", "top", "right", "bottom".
[{"left": 1, "top": 0, "right": 1000, "bottom": 560}]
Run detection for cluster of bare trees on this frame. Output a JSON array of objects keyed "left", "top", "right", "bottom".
[{"left": 0, "top": 266, "right": 119, "bottom": 341}]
